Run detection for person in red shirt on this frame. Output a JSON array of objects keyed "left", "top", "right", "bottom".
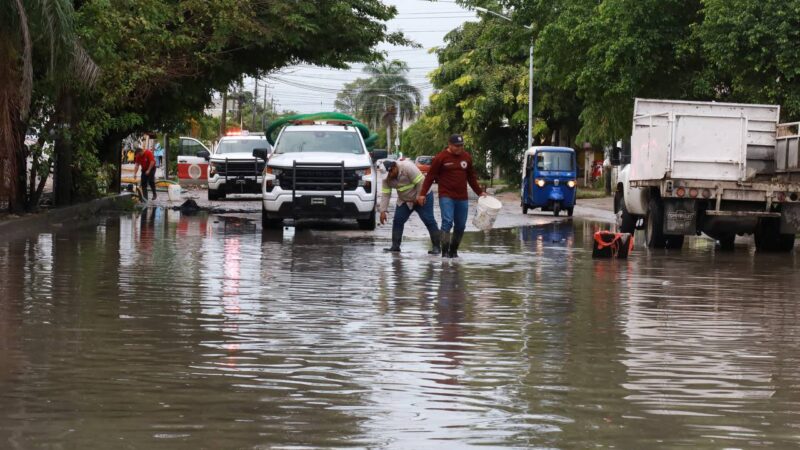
[
  {"left": 417, "top": 134, "right": 486, "bottom": 258},
  {"left": 133, "top": 147, "right": 157, "bottom": 200}
]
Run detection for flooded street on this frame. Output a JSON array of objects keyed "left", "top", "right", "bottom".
[{"left": 2, "top": 209, "right": 800, "bottom": 449}]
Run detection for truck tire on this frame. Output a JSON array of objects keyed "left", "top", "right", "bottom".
[
  {"left": 755, "top": 218, "right": 795, "bottom": 252},
  {"left": 358, "top": 209, "right": 377, "bottom": 231},
  {"left": 208, "top": 189, "right": 225, "bottom": 201},
  {"left": 645, "top": 197, "right": 667, "bottom": 248},
  {"left": 716, "top": 234, "right": 735, "bottom": 251},
  {"left": 262, "top": 204, "right": 283, "bottom": 229},
  {"left": 615, "top": 191, "right": 636, "bottom": 234},
  {"left": 665, "top": 235, "right": 684, "bottom": 249}
]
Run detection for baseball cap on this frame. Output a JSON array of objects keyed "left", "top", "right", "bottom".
[
  {"left": 449, "top": 134, "right": 465, "bottom": 145},
  {"left": 382, "top": 160, "right": 396, "bottom": 172}
]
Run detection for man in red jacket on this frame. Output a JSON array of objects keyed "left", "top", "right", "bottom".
[
  {"left": 133, "top": 147, "right": 157, "bottom": 200},
  {"left": 417, "top": 134, "right": 486, "bottom": 258}
]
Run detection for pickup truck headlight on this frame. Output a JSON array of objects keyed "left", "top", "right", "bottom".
[
  {"left": 356, "top": 167, "right": 372, "bottom": 190},
  {"left": 264, "top": 167, "right": 282, "bottom": 189}
]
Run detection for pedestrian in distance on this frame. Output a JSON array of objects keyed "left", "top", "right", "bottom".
[
  {"left": 417, "top": 134, "right": 487, "bottom": 258},
  {"left": 133, "top": 147, "right": 157, "bottom": 201},
  {"left": 380, "top": 159, "right": 441, "bottom": 254},
  {"left": 154, "top": 142, "right": 164, "bottom": 168}
]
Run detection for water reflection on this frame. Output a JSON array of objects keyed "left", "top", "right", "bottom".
[{"left": 1, "top": 212, "right": 800, "bottom": 448}]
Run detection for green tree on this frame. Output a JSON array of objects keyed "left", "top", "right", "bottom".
[
  {"left": 353, "top": 60, "right": 421, "bottom": 151},
  {"left": 0, "top": 0, "right": 98, "bottom": 212},
  {"left": 335, "top": 78, "right": 370, "bottom": 118},
  {"left": 696, "top": 0, "right": 800, "bottom": 118}
]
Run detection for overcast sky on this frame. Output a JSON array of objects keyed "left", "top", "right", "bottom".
[{"left": 258, "top": 0, "right": 478, "bottom": 114}]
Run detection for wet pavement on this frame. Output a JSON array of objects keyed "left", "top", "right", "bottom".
[{"left": 1, "top": 209, "right": 800, "bottom": 449}]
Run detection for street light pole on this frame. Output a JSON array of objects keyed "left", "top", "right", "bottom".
[
  {"left": 528, "top": 44, "right": 533, "bottom": 149},
  {"left": 395, "top": 97, "right": 401, "bottom": 153},
  {"left": 474, "top": 7, "right": 534, "bottom": 148}
]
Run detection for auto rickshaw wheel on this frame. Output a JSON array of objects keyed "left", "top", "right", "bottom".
[
  {"left": 522, "top": 205, "right": 528, "bottom": 215},
  {"left": 567, "top": 207, "right": 574, "bottom": 217},
  {"left": 553, "top": 203, "right": 561, "bottom": 217}
]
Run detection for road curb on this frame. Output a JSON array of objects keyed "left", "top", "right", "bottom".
[{"left": 0, "top": 193, "right": 135, "bottom": 240}]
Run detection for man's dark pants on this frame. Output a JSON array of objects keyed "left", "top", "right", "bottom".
[
  {"left": 141, "top": 170, "right": 156, "bottom": 199},
  {"left": 393, "top": 192, "right": 438, "bottom": 237}
]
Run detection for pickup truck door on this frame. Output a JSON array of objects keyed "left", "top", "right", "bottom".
[{"left": 177, "top": 137, "right": 210, "bottom": 184}]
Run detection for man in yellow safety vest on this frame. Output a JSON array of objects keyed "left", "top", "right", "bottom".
[{"left": 379, "top": 159, "right": 440, "bottom": 254}]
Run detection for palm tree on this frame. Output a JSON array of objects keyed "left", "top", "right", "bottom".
[
  {"left": 0, "top": 0, "right": 98, "bottom": 212},
  {"left": 355, "top": 60, "right": 421, "bottom": 152}
]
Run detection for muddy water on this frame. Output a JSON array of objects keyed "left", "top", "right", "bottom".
[{"left": 1, "top": 209, "right": 800, "bottom": 449}]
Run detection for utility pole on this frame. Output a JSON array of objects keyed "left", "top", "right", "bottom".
[
  {"left": 251, "top": 78, "right": 258, "bottom": 131},
  {"left": 220, "top": 90, "right": 228, "bottom": 136},
  {"left": 262, "top": 83, "right": 268, "bottom": 130}
]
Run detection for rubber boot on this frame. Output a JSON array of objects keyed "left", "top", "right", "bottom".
[
  {"left": 383, "top": 230, "right": 402, "bottom": 252},
  {"left": 428, "top": 229, "right": 441, "bottom": 255},
  {"left": 440, "top": 231, "right": 451, "bottom": 258},
  {"left": 449, "top": 230, "right": 464, "bottom": 258}
]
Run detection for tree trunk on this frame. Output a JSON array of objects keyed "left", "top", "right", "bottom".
[
  {"left": 11, "top": 122, "right": 27, "bottom": 212},
  {"left": 54, "top": 90, "right": 75, "bottom": 207}
]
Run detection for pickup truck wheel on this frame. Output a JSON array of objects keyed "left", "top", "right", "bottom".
[
  {"left": 645, "top": 198, "right": 667, "bottom": 248},
  {"left": 615, "top": 192, "right": 636, "bottom": 234},
  {"left": 261, "top": 205, "right": 283, "bottom": 229},
  {"left": 358, "top": 210, "right": 377, "bottom": 231}
]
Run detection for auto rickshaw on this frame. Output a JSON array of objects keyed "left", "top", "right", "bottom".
[{"left": 521, "top": 146, "right": 577, "bottom": 216}]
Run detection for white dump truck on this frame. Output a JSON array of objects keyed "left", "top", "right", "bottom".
[{"left": 614, "top": 98, "right": 800, "bottom": 251}]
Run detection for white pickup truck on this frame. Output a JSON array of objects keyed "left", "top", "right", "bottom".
[
  {"left": 254, "top": 122, "right": 385, "bottom": 230},
  {"left": 614, "top": 98, "right": 800, "bottom": 252}
]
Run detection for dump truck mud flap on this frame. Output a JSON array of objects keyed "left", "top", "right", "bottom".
[
  {"left": 663, "top": 200, "right": 696, "bottom": 234},
  {"left": 780, "top": 204, "right": 800, "bottom": 234}
]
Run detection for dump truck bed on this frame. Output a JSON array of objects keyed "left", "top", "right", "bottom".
[{"left": 630, "top": 98, "right": 780, "bottom": 182}]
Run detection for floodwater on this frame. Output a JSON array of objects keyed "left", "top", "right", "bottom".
[{"left": 1, "top": 209, "right": 800, "bottom": 449}]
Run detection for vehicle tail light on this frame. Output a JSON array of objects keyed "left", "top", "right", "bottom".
[
  {"left": 689, "top": 188, "right": 698, "bottom": 198},
  {"left": 676, "top": 187, "right": 686, "bottom": 197},
  {"left": 702, "top": 189, "right": 711, "bottom": 199}
]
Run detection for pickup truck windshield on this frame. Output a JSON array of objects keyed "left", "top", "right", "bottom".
[
  {"left": 275, "top": 131, "right": 364, "bottom": 154},
  {"left": 216, "top": 139, "right": 269, "bottom": 155},
  {"left": 537, "top": 152, "right": 574, "bottom": 171}
]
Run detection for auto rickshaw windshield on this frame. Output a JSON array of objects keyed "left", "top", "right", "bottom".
[{"left": 537, "top": 152, "right": 574, "bottom": 171}]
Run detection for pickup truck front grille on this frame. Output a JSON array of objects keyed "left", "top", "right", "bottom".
[
  {"left": 214, "top": 159, "right": 265, "bottom": 177},
  {"left": 279, "top": 168, "right": 360, "bottom": 191}
]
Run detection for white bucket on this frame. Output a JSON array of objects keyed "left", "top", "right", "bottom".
[
  {"left": 167, "top": 184, "right": 182, "bottom": 202},
  {"left": 472, "top": 195, "right": 502, "bottom": 230}
]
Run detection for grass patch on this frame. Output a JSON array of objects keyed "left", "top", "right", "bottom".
[{"left": 577, "top": 188, "right": 610, "bottom": 199}]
